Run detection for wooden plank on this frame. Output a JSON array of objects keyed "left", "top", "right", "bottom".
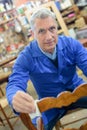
[{"left": 60, "top": 109, "right": 87, "bottom": 126}]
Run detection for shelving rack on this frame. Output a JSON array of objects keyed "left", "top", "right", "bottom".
[{"left": 0, "top": 8, "right": 17, "bottom": 25}]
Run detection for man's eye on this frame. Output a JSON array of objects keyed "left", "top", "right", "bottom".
[
  {"left": 39, "top": 29, "right": 45, "bottom": 34},
  {"left": 49, "top": 26, "right": 56, "bottom": 32}
]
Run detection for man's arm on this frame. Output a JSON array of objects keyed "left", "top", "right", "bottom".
[{"left": 6, "top": 51, "right": 36, "bottom": 114}]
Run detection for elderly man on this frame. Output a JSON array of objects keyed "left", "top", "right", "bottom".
[{"left": 6, "top": 8, "right": 87, "bottom": 130}]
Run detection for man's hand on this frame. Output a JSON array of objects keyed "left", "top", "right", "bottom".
[{"left": 12, "top": 91, "right": 36, "bottom": 114}]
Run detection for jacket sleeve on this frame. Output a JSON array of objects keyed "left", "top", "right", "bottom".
[
  {"left": 6, "top": 52, "right": 31, "bottom": 107},
  {"left": 71, "top": 38, "right": 87, "bottom": 76}
]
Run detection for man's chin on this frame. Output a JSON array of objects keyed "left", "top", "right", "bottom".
[{"left": 46, "top": 48, "right": 55, "bottom": 53}]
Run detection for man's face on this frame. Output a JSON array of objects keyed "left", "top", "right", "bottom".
[{"left": 32, "top": 16, "right": 58, "bottom": 53}]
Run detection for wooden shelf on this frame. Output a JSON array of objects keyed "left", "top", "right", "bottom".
[
  {"left": 0, "top": 71, "right": 11, "bottom": 84},
  {"left": 0, "top": 8, "right": 16, "bottom": 16},
  {"left": 60, "top": 5, "right": 81, "bottom": 29},
  {"left": 64, "top": 16, "right": 76, "bottom": 24},
  {"left": 0, "top": 8, "right": 17, "bottom": 25},
  {"left": 0, "top": 16, "right": 17, "bottom": 25},
  {"left": 61, "top": 10, "right": 74, "bottom": 17},
  {"left": 0, "top": 55, "right": 17, "bottom": 67}
]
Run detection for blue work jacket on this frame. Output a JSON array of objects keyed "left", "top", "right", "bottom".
[{"left": 6, "top": 36, "right": 87, "bottom": 125}]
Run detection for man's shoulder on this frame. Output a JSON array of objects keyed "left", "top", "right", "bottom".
[
  {"left": 58, "top": 35, "right": 73, "bottom": 43},
  {"left": 58, "top": 35, "right": 76, "bottom": 49},
  {"left": 21, "top": 40, "right": 37, "bottom": 54},
  {"left": 14, "top": 41, "right": 37, "bottom": 67}
]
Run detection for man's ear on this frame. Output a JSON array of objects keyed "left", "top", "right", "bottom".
[
  {"left": 31, "top": 30, "right": 34, "bottom": 36},
  {"left": 28, "top": 29, "right": 35, "bottom": 40},
  {"left": 31, "top": 30, "right": 35, "bottom": 39}
]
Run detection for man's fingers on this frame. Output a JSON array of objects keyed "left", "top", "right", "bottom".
[{"left": 12, "top": 91, "right": 36, "bottom": 113}]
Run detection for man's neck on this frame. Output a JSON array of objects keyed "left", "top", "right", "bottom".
[{"left": 39, "top": 46, "right": 57, "bottom": 60}]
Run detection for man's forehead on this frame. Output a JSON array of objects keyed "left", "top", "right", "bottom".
[{"left": 34, "top": 18, "right": 57, "bottom": 29}]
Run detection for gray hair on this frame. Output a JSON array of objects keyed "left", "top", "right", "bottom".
[{"left": 29, "top": 8, "right": 56, "bottom": 30}]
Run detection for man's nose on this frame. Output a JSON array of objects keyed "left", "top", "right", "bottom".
[{"left": 45, "top": 30, "right": 53, "bottom": 40}]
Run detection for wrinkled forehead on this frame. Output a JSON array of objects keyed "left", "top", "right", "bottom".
[{"left": 34, "top": 17, "right": 57, "bottom": 29}]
